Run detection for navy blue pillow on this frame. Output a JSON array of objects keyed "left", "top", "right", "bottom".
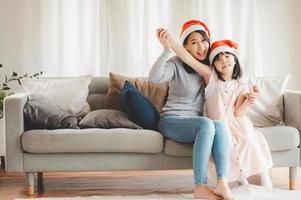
[{"left": 121, "top": 81, "right": 159, "bottom": 130}]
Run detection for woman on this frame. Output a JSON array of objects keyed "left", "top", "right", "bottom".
[{"left": 149, "top": 20, "right": 233, "bottom": 200}]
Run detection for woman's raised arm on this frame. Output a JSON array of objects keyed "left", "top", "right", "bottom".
[{"left": 166, "top": 32, "right": 212, "bottom": 84}]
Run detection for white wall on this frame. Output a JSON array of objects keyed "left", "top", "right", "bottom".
[
  {"left": 0, "top": 0, "right": 28, "bottom": 92},
  {"left": 256, "top": 0, "right": 301, "bottom": 90}
]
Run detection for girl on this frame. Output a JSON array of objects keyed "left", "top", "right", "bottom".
[
  {"left": 150, "top": 20, "right": 233, "bottom": 200},
  {"left": 166, "top": 37, "right": 273, "bottom": 187}
]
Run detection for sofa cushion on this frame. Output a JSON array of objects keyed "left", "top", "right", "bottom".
[
  {"left": 163, "top": 126, "right": 299, "bottom": 156},
  {"left": 24, "top": 99, "right": 79, "bottom": 130},
  {"left": 79, "top": 109, "right": 141, "bottom": 129},
  {"left": 21, "top": 75, "right": 92, "bottom": 116},
  {"left": 257, "top": 126, "right": 300, "bottom": 151},
  {"left": 104, "top": 72, "right": 168, "bottom": 112},
  {"left": 22, "top": 128, "right": 163, "bottom": 153},
  {"left": 86, "top": 77, "right": 108, "bottom": 110},
  {"left": 121, "top": 81, "right": 159, "bottom": 130},
  {"left": 243, "top": 75, "right": 290, "bottom": 127}
]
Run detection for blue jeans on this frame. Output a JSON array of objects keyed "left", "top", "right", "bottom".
[{"left": 158, "top": 115, "right": 230, "bottom": 184}]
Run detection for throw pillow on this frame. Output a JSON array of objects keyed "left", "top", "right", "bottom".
[
  {"left": 24, "top": 99, "right": 79, "bottom": 130},
  {"left": 79, "top": 109, "right": 141, "bottom": 129},
  {"left": 104, "top": 72, "right": 168, "bottom": 112},
  {"left": 121, "top": 81, "right": 160, "bottom": 130},
  {"left": 21, "top": 75, "right": 92, "bottom": 116},
  {"left": 243, "top": 75, "right": 290, "bottom": 127}
]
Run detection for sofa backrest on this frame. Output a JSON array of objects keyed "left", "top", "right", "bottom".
[{"left": 87, "top": 77, "right": 109, "bottom": 110}]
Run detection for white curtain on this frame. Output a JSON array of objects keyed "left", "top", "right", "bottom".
[{"left": 0, "top": 0, "right": 258, "bottom": 77}]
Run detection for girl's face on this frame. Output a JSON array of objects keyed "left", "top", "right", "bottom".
[
  {"left": 213, "top": 52, "right": 236, "bottom": 75},
  {"left": 184, "top": 32, "right": 209, "bottom": 61}
]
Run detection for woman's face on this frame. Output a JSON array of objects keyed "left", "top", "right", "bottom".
[{"left": 184, "top": 32, "right": 210, "bottom": 61}]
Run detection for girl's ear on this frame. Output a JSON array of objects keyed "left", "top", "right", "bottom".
[{"left": 184, "top": 45, "right": 189, "bottom": 52}]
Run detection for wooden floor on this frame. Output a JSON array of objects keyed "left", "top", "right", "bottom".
[{"left": 0, "top": 168, "right": 300, "bottom": 200}]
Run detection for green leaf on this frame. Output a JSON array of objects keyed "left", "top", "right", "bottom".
[
  {"left": 3, "top": 86, "right": 10, "bottom": 90},
  {"left": 0, "top": 64, "right": 3, "bottom": 68},
  {"left": 12, "top": 71, "right": 17, "bottom": 76}
]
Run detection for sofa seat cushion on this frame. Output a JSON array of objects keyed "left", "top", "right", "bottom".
[
  {"left": 22, "top": 128, "right": 163, "bottom": 153},
  {"left": 258, "top": 126, "right": 300, "bottom": 151},
  {"left": 163, "top": 126, "right": 299, "bottom": 156}
]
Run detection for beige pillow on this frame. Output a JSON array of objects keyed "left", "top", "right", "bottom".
[
  {"left": 105, "top": 73, "right": 168, "bottom": 112},
  {"left": 243, "top": 75, "right": 290, "bottom": 127}
]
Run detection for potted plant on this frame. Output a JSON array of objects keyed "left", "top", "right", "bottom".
[{"left": 0, "top": 64, "right": 43, "bottom": 118}]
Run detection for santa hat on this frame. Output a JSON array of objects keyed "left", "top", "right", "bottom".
[
  {"left": 209, "top": 40, "right": 239, "bottom": 65},
  {"left": 180, "top": 20, "right": 211, "bottom": 44}
]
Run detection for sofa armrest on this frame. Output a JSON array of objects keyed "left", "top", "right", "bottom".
[
  {"left": 4, "top": 93, "right": 29, "bottom": 172},
  {"left": 284, "top": 90, "right": 301, "bottom": 135}
]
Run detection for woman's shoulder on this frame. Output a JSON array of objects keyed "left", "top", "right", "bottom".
[{"left": 169, "top": 56, "right": 184, "bottom": 64}]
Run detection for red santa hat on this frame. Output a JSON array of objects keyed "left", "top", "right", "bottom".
[
  {"left": 209, "top": 40, "right": 239, "bottom": 65},
  {"left": 180, "top": 20, "right": 211, "bottom": 44}
]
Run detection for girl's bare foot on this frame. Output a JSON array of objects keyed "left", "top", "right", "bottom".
[
  {"left": 194, "top": 185, "right": 222, "bottom": 200},
  {"left": 214, "top": 179, "right": 234, "bottom": 200}
]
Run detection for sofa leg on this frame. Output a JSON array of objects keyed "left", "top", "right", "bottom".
[
  {"left": 0, "top": 156, "right": 5, "bottom": 169},
  {"left": 37, "top": 172, "right": 44, "bottom": 194},
  {"left": 26, "top": 172, "right": 34, "bottom": 195},
  {"left": 289, "top": 167, "right": 297, "bottom": 190}
]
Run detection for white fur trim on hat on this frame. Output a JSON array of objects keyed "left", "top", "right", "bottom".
[
  {"left": 180, "top": 25, "right": 206, "bottom": 44},
  {"left": 209, "top": 46, "right": 236, "bottom": 65}
]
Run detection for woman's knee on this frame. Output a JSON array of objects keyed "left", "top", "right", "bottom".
[
  {"left": 198, "top": 117, "right": 215, "bottom": 135},
  {"left": 213, "top": 120, "right": 227, "bottom": 133}
]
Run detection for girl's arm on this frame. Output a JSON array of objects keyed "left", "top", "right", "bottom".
[
  {"left": 167, "top": 34, "right": 212, "bottom": 84},
  {"left": 234, "top": 92, "right": 251, "bottom": 117},
  {"left": 234, "top": 85, "right": 259, "bottom": 117}
]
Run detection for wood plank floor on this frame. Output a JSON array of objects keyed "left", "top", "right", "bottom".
[{"left": 0, "top": 168, "right": 300, "bottom": 200}]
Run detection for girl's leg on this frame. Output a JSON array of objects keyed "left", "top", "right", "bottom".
[
  {"left": 258, "top": 170, "right": 273, "bottom": 188},
  {"left": 212, "top": 120, "right": 233, "bottom": 200},
  {"left": 239, "top": 178, "right": 249, "bottom": 186}
]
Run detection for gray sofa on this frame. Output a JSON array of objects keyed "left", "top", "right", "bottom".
[{"left": 4, "top": 77, "right": 301, "bottom": 195}]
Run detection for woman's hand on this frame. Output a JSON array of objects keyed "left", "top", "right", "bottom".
[
  {"left": 156, "top": 28, "right": 171, "bottom": 49},
  {"left": 245, "top": 85, "right": 259, "bottom": 105}
]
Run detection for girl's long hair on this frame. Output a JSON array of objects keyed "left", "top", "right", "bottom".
[
  {"left": 182, "top": 30, "right": 210, "bottom": 74},
  {"left": 212, "top": 52, "right": 242, "bottom": 81}
]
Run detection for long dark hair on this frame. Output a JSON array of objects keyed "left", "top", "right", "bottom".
[
  {"left": 212, "top": 52, "right": 242, "bottom": 81},
  {"left": 182, "top": 30, "right": 210, "bottom": 74}
]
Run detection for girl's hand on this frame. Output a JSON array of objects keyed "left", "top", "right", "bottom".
[
  {"left": 245, "top": 85, "right": 259, "bottom": 105},
  {"left": 156, "top": 28, "right": 171, "bottom": 49}
]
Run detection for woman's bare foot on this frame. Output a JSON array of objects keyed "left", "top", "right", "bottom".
[
  {"left": 214, "top": 179, "right": 233, "bottom": 200},
  {"left": 194, "top": 185, "right": 222, "bottom": 200}
]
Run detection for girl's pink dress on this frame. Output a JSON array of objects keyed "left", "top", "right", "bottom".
[{"left": 205, "top": 71, "right": 273, "bottom": 182}]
